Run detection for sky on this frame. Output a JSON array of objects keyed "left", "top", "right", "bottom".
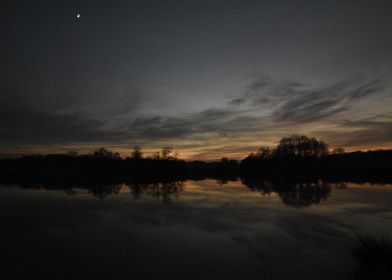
[{"left": 1, "top": 0, "right": 392, "bottom": 159}]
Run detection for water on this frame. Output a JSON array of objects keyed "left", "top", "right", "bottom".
[{"left": 1, "top": 179, "right": 391, "bottom": 279}]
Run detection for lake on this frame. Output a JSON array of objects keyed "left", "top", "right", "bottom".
[{"left": 1, "top": 179, "right": 391, "bottom": 279}]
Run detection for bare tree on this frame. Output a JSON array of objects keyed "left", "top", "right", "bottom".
[
  {"left": 162, "top": 147, "right": 174, "bottom": 160},
  {"left": 131, "top": 145, "right": 143, "bottom": 159},
  {"left": 332, "top": 147, "right": 345, "bottom": 155},
  {"left": 93, "top": 147, "right": 121, "bottom": 159},
  {"left": 221, "top": 157, "right": 229, "bottom": 163}
]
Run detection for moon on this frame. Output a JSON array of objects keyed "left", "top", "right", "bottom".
[{"left": 76, "top": 13, "right": 81, "bottom": 19}]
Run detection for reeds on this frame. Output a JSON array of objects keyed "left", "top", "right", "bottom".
[{"left": 349, "top": 234, "right": 392, "bottom": 279}]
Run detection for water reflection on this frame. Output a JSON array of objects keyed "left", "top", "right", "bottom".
[
  {"left": 241, "top": 178, "right": 347, "bottom": 207},
  {"left": 1, "top": 177, "right": 354, "bottom": 207},
  {"left": 130, "top": 181, "right": 184, "bottom": 202},
  {"left": 89, "top": 184, "right": 123, "bottom": 199},
  {"left": 80, "top": 182, "right": 184, "bottom": 201},
  {"left": 0, "top": 178, "right": 391, "bottom": 280},
  {"left": 12, "top": 180, "right": 185, "bottom": 202}
]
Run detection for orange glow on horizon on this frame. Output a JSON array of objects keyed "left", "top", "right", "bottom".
[{"left": 1, "top": 141, "right": 391, "bottom": 161}]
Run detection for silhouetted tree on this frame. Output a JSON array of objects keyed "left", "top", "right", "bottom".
[
  {"left": 93, "top": 147, "right": 121, "bottom": 159},
  {"left": 332, "top": 147, "right": 345, "bottom": 155},
  {"left": 65, "top": 150, "right": 79, "bottom": 157},
  {"left": 131, "top": 145, "right": 143, "bottom": 160},
  {"left": 221, "top": 157, "right": 229, "bottom": 163},
  {"left": 246, "top": 146, "right": 272, "bottom": 159},
  {"left": 275, "top": 134, "right": 328, "bottom": 158},
  {"left": 152, "top": 152, "right": 161, "bottom": 160},
  {"left": 258, "top": 146, "right": 272, "bottom": 159},
  {"left": 162, "top": 147, "right": 177, "bottom": 160}
]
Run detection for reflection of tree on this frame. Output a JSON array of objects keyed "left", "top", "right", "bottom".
[
  {"left": 13, "top": 180, "right": 184, "bottom": 201},
  {"left": 241, "top": 178, "right": 274, "bottom": 196},
  {"left": 241, "top": 177, "right": 333, "bottom": 207},
  {"left": 278, "top": 181, "right": 331, "bottom": 208},
  {"left": 89, "top": 184, "right": 122, "bottom": 199},
  {"left": 129, "top": 183, "right": 150, "bottom": 200},
  {"left": 333, "top": 182, "right": 348, "bottom": 190},
  {"left": 128, "top": 181, "right": 184, "bottom": 202},
  {"left": 216, "top": 178, "right": 230, "bottom": 185},
  {"left": 64, "top": 187, "right": 77, "bottom": 195}
]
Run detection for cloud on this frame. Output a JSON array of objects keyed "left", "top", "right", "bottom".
[
  {"left": 311, "top": 114, "right": 392, "bottom": 149},
  {"left": 0, "top": 69, "right": 388, "bottom": 158},
  {"left": 128, "top": 107, "right": 261, "bottom": 140},
  {"left": 0, "top": 108, "right": 111, "bottom": 145},
  {"left": 0, "top": 86, "right": 139, "bottom": 146},
  {"left": 228, "top": 75, "right": 272, "bottom": 106},
  {"left": 230, "top": 75, "right": 383, "bottom": 124},
  {"left": 338, "top": 115, "right": 392, "bottom": 147}
]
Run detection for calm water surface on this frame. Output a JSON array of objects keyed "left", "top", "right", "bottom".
[{"left": 1, "top": 180, "right": 391, "bottom": 279}]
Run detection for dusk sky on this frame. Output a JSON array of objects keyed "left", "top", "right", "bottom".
[{"left": 1, "top": 0, "right": 392, "bottom": 159}]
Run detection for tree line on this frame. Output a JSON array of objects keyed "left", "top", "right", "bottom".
[
  {"left": 0, "top": 134, "right": 391, "bottom": 182},
  {"left": 246, "top": 134, "right": 345, "bottom": 160},
  {"left": 69, "top": 134, "right": 340, "bottom": 161},
  {"left": 68, "top": 145, "right": 179, "bottom": 161}
]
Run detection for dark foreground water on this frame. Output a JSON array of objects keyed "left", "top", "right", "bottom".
[{"left": 1, "top": 180, "right": 391, "bottom": 279}]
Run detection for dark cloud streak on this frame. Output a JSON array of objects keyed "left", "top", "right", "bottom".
[{"left": 230, "top": 76, "right": 383, "bottom": 124}]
